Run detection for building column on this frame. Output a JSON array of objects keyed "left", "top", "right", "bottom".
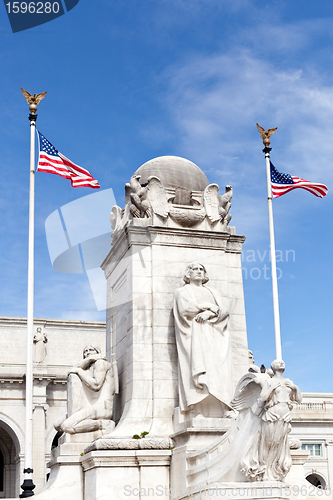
[
  {"left": 33, "top": 378, "right": 49, "bottom": 493},
  {"left": 325, "top": 440, "right": 333, "bottom": 489},
  {"left": 14, "top": 452, "right": 24, "bottom": 498}
]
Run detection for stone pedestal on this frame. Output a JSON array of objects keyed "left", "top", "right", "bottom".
[
  {"left": 81, "top": 449, "right": 171, "bottom": 500},
  {"left": 36, "top": 433, "right": 101, "bottom": 500},
  {"left": 33, "top": 434, "right": 172, "bottom": 500},
  {"left": 101, "top": 222, "right": 248, "bottom": 439},
  {"left": 171, "top": 413, "right": 234, "bottom": 498},
  {"left": 174, "top": 481, "right": 292, "bottom": 500}
]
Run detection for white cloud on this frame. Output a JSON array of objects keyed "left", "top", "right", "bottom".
[
  {"left": 236, "top": 17, "right": 333, "bottom": 56},
  {"left": 164, "top": 48, "right": 333, "bottom": 178},
  {"left": 150, "top": 17, "right": 333, "bottom": 252}
]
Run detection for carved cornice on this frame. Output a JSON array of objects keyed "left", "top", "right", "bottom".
[
  {"left": 0, "top": 372, "right": 67, "bottom": 386},
  {"left": 33, "top": 403, "right": 49, "bottom": 412},
  {"left": 0, "top": 378, "right": 24, "bottom": 385},
  {"left": 82, "top": 455, "right": 138, "bottom": 469},
  {"left": 0, "top": 317, "right": 105, "bottom": 330},
  {"left": 102, "top": 224, "right": 246, "bottom": 278},
  {"left": 81, "top": 449, "right": 172, "bottom": 471},
  {"left": 290, "top": 449, "right": 310, "bottom": 465},
  {"left": 85, "top": 436, "right": 174, "bottom": 453}
]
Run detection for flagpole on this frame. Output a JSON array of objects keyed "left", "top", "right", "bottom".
[
  {"left": 257, "top": 125, "right": 283, "bottom": 362},
  {"left": 20, "top": 90, "right": 46, "bottom": 497}
]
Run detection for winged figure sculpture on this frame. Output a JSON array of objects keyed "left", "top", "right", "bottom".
[
  {"left": 146, "top": 176, "right": 169, "bottom": 218},
  {"left": 256, "top": 123, "right": 277, "bottom": 147},
  {"left": 231, "top": 359, "right": 301, "bottom": 482},
  {"left": 21, "top": 88, "right": 47, "bottom": 106},
  {"left": 110, "top": 175, "right": 169, "bottom": 236},
  {"left": 204, "top": 184, "right": 233, "bottom": 226}
]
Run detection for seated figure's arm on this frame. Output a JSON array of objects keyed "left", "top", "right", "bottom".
[
  {"left": 72, "top": 359, "right": 108, "bottom": 392},
  {"left": 75, "top": 353, "right": 104, "bottom": 370}
]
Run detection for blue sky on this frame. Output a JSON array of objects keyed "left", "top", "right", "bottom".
[{"left": 1, "top": 0, "right": 333, "bottom": 392}]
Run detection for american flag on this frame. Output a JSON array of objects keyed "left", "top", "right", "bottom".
[
  {"left": 270, "top": 162, "right": 327, "bottom": 199},
  {"left": 37, "top": 131, "right": 100, "bottom": 189}
]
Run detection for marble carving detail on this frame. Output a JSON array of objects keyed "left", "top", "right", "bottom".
[
  {"left": 33, "top": 326, "right": 47, "bottom": 363},
  {"left": 110, "top": 174, "right": 233, "bottom": 233},
  {"left": 173, "top": 262, "right": 233, "bottom": 418},
  {"left": 186, "top": 359, "right": 301, "bottom": 487},
  {"left": 85, "top": 437, "right": 174, "bottom": 453},
  {"left": 55, "top": 345, "right": 118, "bottom": 435},
  {"left": 232, "top": 359, "right": 302, "bottom": 481},
  {"left": 203, "top": 184, "right": 233, "bottom": 226}
]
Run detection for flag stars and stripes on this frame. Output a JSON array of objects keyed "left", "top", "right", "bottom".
[
  {"left": 37, "top": 131, "right": 100, "bottom": 189},
  {"left": 40, "top": 137, "right": 58, "bottom": 156},
  {"left": 270, "top": 162, "right": 328, "bottom": 199},
  {"left": 271, "top": 169, "right": 293, "bottom": 185}
]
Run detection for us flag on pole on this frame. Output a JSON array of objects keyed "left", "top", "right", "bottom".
[
  {"left": 37, "top": 131, "right": 100, "bottom": 189},
  {"left": 270, "top": 162, "right": 327, "bottom": 199}
]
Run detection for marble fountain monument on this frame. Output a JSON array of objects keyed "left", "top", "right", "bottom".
[{"left": 31, "top": 156, "right": 309, "bottom": 500}]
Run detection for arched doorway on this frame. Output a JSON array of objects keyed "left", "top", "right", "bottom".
[
  {"left": 0, "top": 419, "right": 22, "bottom": 498},
  {"left": 0, "top": 449, "right": 4, "bottom": 493},
  {"left": 306, "top": 473, "right": 327, "bottom": 489}
]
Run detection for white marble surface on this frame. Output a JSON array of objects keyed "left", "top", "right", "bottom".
[
  {"left": 172, "top": 481, "right": 298, "bottom": 500},
  {"left": 173, "top": 262, "right": 233, "bottom": 417},
  {"left": 81, "top": 450, "right": 171, "bottom": 500},
  {"left": 57, "top": 346, "right": 116, "bottom": 436},
  {"left": 33, "top": 438, "right": 86, "bottom": 500},
  {"left": 102, "top": 223, "right": 249, "bottom": 440}
]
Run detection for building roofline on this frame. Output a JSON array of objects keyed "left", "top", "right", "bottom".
[{"left": 0, "top": 316, "right": 106, "bottom": 328}]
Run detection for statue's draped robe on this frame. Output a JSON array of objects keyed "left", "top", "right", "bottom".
[
  {"left": 240, "top": 379, "right": 297, "bottom": 481},
  {"left": 173, "top": 284, "right": 232, "bottom": 412},
  {"left": 185, "top": 372, "right": 301, "bottom": 484},
  {"left": 34, "top": 332, "right": 46, "bottom": 363}
]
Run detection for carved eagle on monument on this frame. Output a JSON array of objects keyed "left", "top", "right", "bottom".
[
  {"left": 204, "top": 184, "right": 233, "bottom": 225},
  {"left": 110, "top": 175, "right": 169, "bottom": 233},
  {"left": 126, "top": 175, "right": 169, "bottom": 219}
]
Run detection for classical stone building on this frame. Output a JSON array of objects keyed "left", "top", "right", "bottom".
[
  {"left": 1, "top": 317, "right": 332, "bottom": 498},
  {"left": 290, "top": 393, "right": 333, "bottom": 490},
  {"left": 0, "top": 317, "right": 106, "bottom": 497}
]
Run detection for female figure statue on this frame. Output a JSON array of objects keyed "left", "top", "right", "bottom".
[{"left": 232, "top": 359, "right": 302, "bottom": 481}]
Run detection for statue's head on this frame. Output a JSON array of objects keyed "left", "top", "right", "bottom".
[
  {"left": 271, "top": 359, "right": 285, "bottom": 373},
  {"left": 83, "top": 345, "right": 101, "bottom": 359},
  {"left": 183, "top": 262, "right": 209, "bottom": 284}
]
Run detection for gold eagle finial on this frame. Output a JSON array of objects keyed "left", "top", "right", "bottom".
[
  {"left": 21, "top": 88, "right": 47, "bottom": 114},
  {"left": 256, "top": 123, "right": 277, "bottom": 147}
]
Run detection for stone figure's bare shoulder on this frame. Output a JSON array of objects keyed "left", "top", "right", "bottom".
[{"left": 95, "top": 358, "right": 111, "bottom": 370}]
